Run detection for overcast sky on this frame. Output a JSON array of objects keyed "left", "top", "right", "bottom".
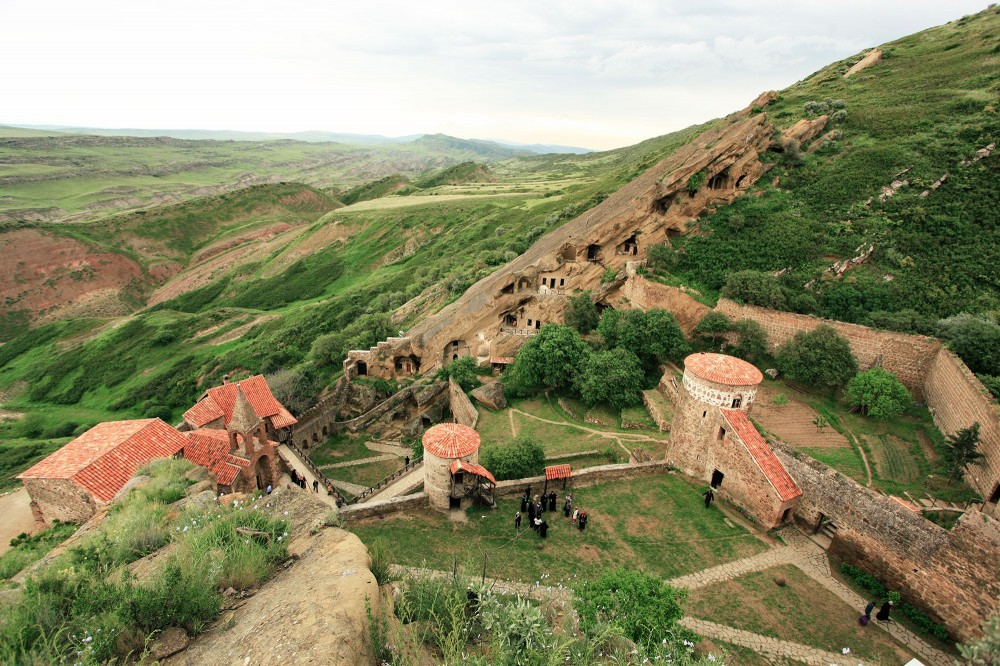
[{"left": 0, "top": 1, "right": 989, "bottom": 150}]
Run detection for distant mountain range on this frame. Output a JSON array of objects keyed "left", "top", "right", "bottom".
[{"left": 1, "top": 124, "right": 594, "bottom": 155}]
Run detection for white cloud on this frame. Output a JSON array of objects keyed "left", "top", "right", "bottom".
[{"left": 0, "top": 0, "right": 990, "bottom": 149}]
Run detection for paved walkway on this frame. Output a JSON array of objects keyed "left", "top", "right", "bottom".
[
  {"left": 329, "top": 479, "right": 368, "bottom": 495},
  {"left": 319, "top": 454, "right": 395, "bottom": 470},
  {"left": 364, "top": 463, "right": 424, "bottom": 502},
  {"left": 276, "top": 445, "right": 339, "bottom": 509},
  {"left": 680, "top": 617, "right": 859, "bottom": 665},
  {"left": 364, "top": 441, "right": 412, "bottom": 457},
  {"left": 668, "top": 546, "right": 798, "bottom": 590}
]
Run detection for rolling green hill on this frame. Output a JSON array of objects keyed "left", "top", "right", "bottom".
[{"left": 1, "top": 7, "right": 999, "bottom": 486}]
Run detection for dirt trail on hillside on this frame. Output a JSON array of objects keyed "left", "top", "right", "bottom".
[{"left": 0, "top": 489, "right": 36, "bottom": 555}]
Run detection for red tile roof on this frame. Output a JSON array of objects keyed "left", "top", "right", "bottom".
[
  {"left": 18, "top": 419, "right": 188, "bottom": 503},
  {"left": 545, "top": 464, "right": 572, "bottom": 480},
  {"left": 685, "top": 353, "right": 763, "bottom": 386},
  {"left": 449, "top": 460, "right": 497, "bottom": 485},
  {"left": 183, "top": 430, "right": 248, "bottom": 486},
  {"left": 720, "top": 409, "right": 801, "bottom": 502},
  {"left": 183, "top": 375, "right": 297, "bottom": 429},
  {"left": 422, "top": 423, "right": 480, "bottom": 459}
]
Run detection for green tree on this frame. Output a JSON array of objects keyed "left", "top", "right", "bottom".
[
  {"left": 730, "top": 318, "right": 769, "bottom": 364},
  {"left": 775, "top": 324, "right": 858, "bottom": 389},
  {"left": 502, "top": 324, "right": 591, "bottom": 397},
  {"left": 479, "top": 436, "right": 546, "bottom": 481},
  {"left": 721, "top": 270, "right": 787, "bottom": 309},
  {"left": 937, "top": 313, "right": 1000, "bottom": 376},
  {"left": 575, "top": 568, "right": 689, "bottom": 650},
  {"left": 943, "top": 422, "right": 984, "bottom": 485},
  {"left": 694, "top": 311, "right": 730, "bottom": 350},
  {"left": 597, "top": 308, "right": 621, "bottom": 348},
  {"left": 309, "top": 332, "right": 345, "bottom": 368},
  {"left": 610, "top": 309, "right": 690, "bottom": 366},
  {"left": 578, "top": 349, "right": 644, "bottom": 409},
  {"left": 980, "top": 374, "right": 1000, "bottom": 400},
  {"left": 439, "top": 355, "right": 480, "bottom": 391},
  {"left": 565, "top": 291, "right": 599, "bottom": 334},
  {"left": 845, "top": 368, "right": 912, "bottom": 419}
]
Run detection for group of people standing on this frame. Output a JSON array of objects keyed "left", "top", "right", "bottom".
[
  {"left": 861, "top": 599, "right": 893, "bottom": 626},
  {"left": 514, "top": 488, "right": 587, "bottom": 538}
]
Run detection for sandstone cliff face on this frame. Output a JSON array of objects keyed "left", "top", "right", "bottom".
[
  {"left": 393, "top": 113, "right": 777, "bottom": 373},
  {"left": 166, "top": 524, "right": 378, "bottom": 666}
]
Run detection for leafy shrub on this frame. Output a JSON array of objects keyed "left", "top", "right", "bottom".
[
  {"left": 367, "top": 538, "right": 399, "bottom": 585},
  {"left": 838, "top": 563, "right": 950, "bottom": 641},
  {"left": 730, "top": 318, "right": 769, "bottom": 364},
  {"left": 937, "top": 313, "right": 1000, "bottom": 376},
  {"left": 776, "top": 325, "right": 858, "bottom": 389},
  {"left": 686, "top": 170, "right": 706, "bottom": 195},
  {"left": 846, "top": 368, "right": 912, "bottom": 419},
  {"left": 575, "top": 568, "right": 690, "bottom": 650},
  {"left": 721, "top": 270, "right": 787, "bottom": 309},
  {"left": 438, "top": 355, "right": 480, "bottom": 391},
  {"left": 479, "top": 436, "right": 546, "bottom": 481},
  {"left": 502, "top": 324, "right": 591, "bottom": 397}
]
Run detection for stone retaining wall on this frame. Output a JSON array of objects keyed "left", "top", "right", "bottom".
[
  {"left": 340, "top": 492, "right": 427, "bottom": 522},
  {"left": 448, "top": 377, "right": 479, "bottom": 429},
  {"left": 772, "top": 440, "right": 1000, "bottom": 643}
]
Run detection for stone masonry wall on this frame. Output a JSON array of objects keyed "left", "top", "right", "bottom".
[
  {"left": 714, "top": 422, "right": 791, "bottom": 529},
  {"left": 772, "top": 440, "right": 1000, "bottom": 643},
  {"left": 923, "top": 348, "right": 1000, "bottom": 498},
  {"left": 23, "top": 478, "right": 98, "bottom": 526},
  {"left": 448, "top": 377, "right": 479, "bottom": 429},
  {"left": 616, "top": 276, "right": 710, "bottom": 335},
  {"left": 714, "top": 299, "right": 941, "bottom": 396}
]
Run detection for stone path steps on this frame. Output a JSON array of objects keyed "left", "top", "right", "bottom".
[
  {"left": 329, "top": 478, "right": 367, "bottom": 495},
  {"left": 364, "top": 464, "right": 424, "bottom": 503},
  {"left": 276, "top": 444, "right": 339, "bottom": 508},
  {"left": 679, "top": 617, "right": 859, "bottom": 665},
  {"left": 365, "top": 441, "right": 412, "bottom": 457}
]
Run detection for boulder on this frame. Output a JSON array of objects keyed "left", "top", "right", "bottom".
[
  {"left": 150, "top": 627, "right": 190, "bottom": 660},
  {"left": 471, "top": 381, "right": 507, "bottom": 411},
  {"left": 765, "top": 368, "right": 779, "bottom": 379}
]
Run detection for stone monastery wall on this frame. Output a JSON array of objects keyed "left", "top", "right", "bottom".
[
  {"left": 773, "top": 440, "right": 1000, "bottom": 643},
  {"left": 714, "top": 299, "right": 941, "bottom": 395},
  {"left": 924, "top": 349, "right": 1000, "bottom": 497}
]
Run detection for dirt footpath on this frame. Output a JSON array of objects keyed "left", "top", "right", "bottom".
[{"left": 0, "top": 488, "right": 37, "bottom": 555}]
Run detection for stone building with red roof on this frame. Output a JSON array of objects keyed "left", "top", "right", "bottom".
[
  {"left": 666, "top": 352, "right": 801, "bottom": 528},
  {"left": 17, "top": 418, "right": 188, "bottom": 528},
  {"left": 181, "top": 374, "right": 297, "bottom": 442},
  {"left": 422, "top": 423, "right": 495, "bottom": 511}
]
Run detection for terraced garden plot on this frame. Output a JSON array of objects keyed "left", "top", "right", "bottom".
[
  {"left": 753, "top": 383, "right": 851, "bottom": 450},
  {"left": 800, "top": 448, "right": 868, "bottom": 486},
  {"left": 686, "top": 565, "right": 916, "bottom": 666},
  {"left": 867, "top": 434, "right": 922, "bottom": 484},
  {"left": 351, "top": 474, "right": 768, "bottom": 584}
]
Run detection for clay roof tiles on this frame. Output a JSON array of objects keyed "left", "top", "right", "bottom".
[
  {"left": 545, "top": 464, "right": 572, "bottom": 480},
  {"left": 449, "top": 460, "right": 497, "bottom": 485},
  {"left": 183, "top": 375, "right": 297, "bottom": 429},
  {"left": 684, "top": 353, "right": 763, "bottom": 387},
  {"left": 422, "top": 423, "right": 481, "bottom": 459},
  {"left": 720, "top": 409, "right": 802, "bottom": 502},
  {"left": 18, "top": 419, "right": 189, "bottom": 503},
  {"left": 183, "top": 429, "right": 251, "bottom": 486}
]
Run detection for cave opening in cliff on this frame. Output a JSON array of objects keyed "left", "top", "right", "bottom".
[
  {"left": 735, "top": 174, "right": 747, "bottom": 188},
  {"left": 587, "top": 244, "right": 602, "bottom": 261},
  {"left": 620, "top": 234, "right": 638, "bottom": 255},
  {"left": 653, "top": 195, "right": 672, "bottom": 215},
  {"left": 708, "top": 169, "right": 730, "bottom": 190}
]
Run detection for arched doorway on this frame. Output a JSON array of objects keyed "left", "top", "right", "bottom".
[{"left": 255, "top": 455, "right": 274, "bottom": 490}]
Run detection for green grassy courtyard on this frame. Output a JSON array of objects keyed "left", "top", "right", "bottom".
[{"left": 351, "top": 474, "right": 768, "bottom": 584}]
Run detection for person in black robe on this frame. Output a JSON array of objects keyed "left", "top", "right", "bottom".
[
  {"left": 577, "top": 510, "right": 586, "bottom": 531},
  {"left": 520, "top": 494, "right": 528, "bottom": 513},
  {"left": 528, "top": 501, "right": 535, "bottom": 524},
  {"left": 515, "top": 512, "right": 521, "bottom": 529},
  {"left": 703, "top": 488, "right": 714, "bottom": 508},
  {"left": 563, "top": 499, "right": 571, "bottom": 517},
  {"left": 539, "top": 520, "right": 548, "bottom": 538},
  {"left": 548, "top": 491, "right": 556, "bottom": 511},
  {"left": 875, "top": 601, "right": 893, "bottom": 622}
]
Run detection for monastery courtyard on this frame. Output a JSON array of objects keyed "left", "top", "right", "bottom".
[{"left": 353, "top": 473, "right": 954, "bottom": 666}]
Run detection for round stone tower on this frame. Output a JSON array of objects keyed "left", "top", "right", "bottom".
[
  {"left": 422, "top": 423, "right": 481, "bottom": 512},
  {"left": 667, "top": 352, "right": 763, "bottom": 475}
]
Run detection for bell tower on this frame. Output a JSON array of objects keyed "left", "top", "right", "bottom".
[{"left": 228, "top": 386, "right": 266, "bottom": 456}]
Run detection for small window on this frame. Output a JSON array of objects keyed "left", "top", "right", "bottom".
[
  {"left": 454, "top": 472, "right": 464, "bottom": 484},
  {"left": 535, "top": 320, "right": 541, "bottom": 329},
  {"left": 452, "top": 341, "right": 459, "bottom": 348},
  {"left": 559, "top": 278, "right": 565, "bottom": 287},
  {"left": 717, "top": 427, "right": 726, "bottom": 440},
  {"left": 990, "top": 484, "right": 1000, "bottom": 504},
  {"left": 541, "top": 278, "right": 547, "bottom": 287},
  {"left": 527, "top": 319, "right": 533, "bottom": 326},
  {"left": 731, "top": 397, "right": 742, "bottom": 409}
]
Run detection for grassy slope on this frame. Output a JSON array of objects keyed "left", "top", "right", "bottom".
[{"left": 664, "top": 8, "right": 1000, "bottom": 321}]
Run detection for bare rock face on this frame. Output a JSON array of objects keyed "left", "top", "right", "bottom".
[
  {"left": 165, "top": 527, "right": 378, "bottom": 666},
  {"left": 844, "top": 49, "right": 882, "bottom": 78},
  {"left": 471, "top": 381, "right": 507, "bottom": 411}
]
